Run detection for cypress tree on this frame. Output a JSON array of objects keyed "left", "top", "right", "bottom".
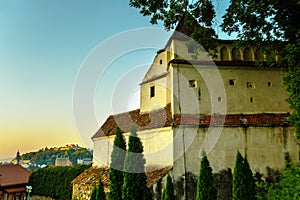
[
  {"left": 233, "top": 151, "right": 256, "bottom": 200},
  {"left": 96, "top": 178, "right": 106, "bottom": 200},
  {"left": 162, "top": 174, "right": 175, "bottom": 200},
  {"left": 196, "top": 155, "right": 217, "bottom": 200},
  {"left": 122, "top": 126, "right": 152, "bottom": 200},
  {"left": 162, "top": 189, "right": 166, "bottom": 200},
  {"left": 90, "top": 186, "right": 97, "bottom": 200},
  {"left": 108, "top": 126, "right": 126, "bottom": 200},
  {"left": 233, "top": 151, "right": 245, "bottom": 200},
  {"left": 242, "top": 157, "right": 256, "bottom": 200}
]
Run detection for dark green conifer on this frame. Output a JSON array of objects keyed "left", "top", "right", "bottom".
[
  {"left": 162, "top": 174, "right": 175, "bottom": 200},
  {"left": 233, "top": 151, "right": 245, "bottom": 200},
  {"left": 196, "top": 155, "right": 217, "bottom": 200},
  {"left": 122, "top": 126, "right": 152, "bottom": 200},
  {"left": 108, "top": 126, "right": 126, "bottom": 200},
  {"left": 96, "top": 178, "right": 106, "bottom": 200},
  {"left": 242, "top": 157, "right": 256, "bottom": 200},
  {"left": 90, "top": 186, "right": 97, "bottom": 200},
  {"left": 233, "top": 151, "right": 256, "bottom": 200}
]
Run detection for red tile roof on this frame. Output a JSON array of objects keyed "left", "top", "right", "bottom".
[
  {"left": 92, "top": 104, "right": 290, "bottom": 139},
  {"left": 72, "top": 165, "right": 172, "bottom": 191},
  {"left": 0, "top": 164, "right": 29, "bottom": 187},
  {"left": 92, "top": 104, "right": 173, "bottom": 138}
]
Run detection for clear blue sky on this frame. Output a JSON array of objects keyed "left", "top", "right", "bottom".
[{"left": 0, "top": 0, "right": 231, "bottom": 161}]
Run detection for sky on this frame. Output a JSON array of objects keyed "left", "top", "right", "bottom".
[{"left": 0, "top": 0, "right": 231, "bottom": 161}]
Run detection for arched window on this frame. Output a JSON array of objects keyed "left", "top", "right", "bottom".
[
  {"left": 255, "top": 49, "right": 264, "bottom": 61},
  {"left": 244, "top": 48, "right": 252, "bottom": 61},
  {"left": 220, "top": 47, "right": 229, "bottom": 61},
  {"left": 232, "top": 47, "right": 241, "bottom": 61}
]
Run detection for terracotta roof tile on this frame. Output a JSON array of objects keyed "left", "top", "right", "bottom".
[
  {"left": 72, "top": 165, "right": 172, "bottom": 191},
  {"left": 0, "top": 164, "right": 29, "bottom": 187},
  {"left": 92, "top": 104, "right": 173, "bottom": 138}
]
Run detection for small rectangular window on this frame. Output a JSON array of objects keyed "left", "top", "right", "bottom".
[
  {"left": 189, "top": 80, "right": 197, "bottom": 88},
  {"left": 150, "top": 86, "right": 155, "bottom": 98},
  {"left": 229, "top": 79, "right": 236, "bottom": 85},
  {"left": 268, "top": 82, "right": 272, "bottom": 86},
  {"left": 159, "top": 59, "right": 163, "bottom": 65},
  {"left": 247, "top": 82, "right": 255, "bottom": 88},
  {"left": 250, "top": 97, "right": 253, "bottom": 102},
  {"left": 218, "top": 97, "right": 222, "bottom": 102}
]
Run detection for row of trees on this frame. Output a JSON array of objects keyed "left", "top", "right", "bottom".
[
  {"left": 90, "top": 126, "right": 151, "bottom": 200},
  {"left": 161, "top": 152, "right": 256, "bottom": 200}
]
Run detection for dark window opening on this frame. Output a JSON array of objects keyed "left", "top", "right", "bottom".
[
  {"left": 189, "top": 80, "right": 197, "bottom": 88},
  {"left": 150, "top": 86, "right": 155, "bottom": 98},
  {"left": 229, "top": 79, "right": 236, "bottom": 85},
  {"left": 159, "top": 59, "right": 163, "bottom": 65},
  {"left": 218, "top": 97, "right": 222, "bottom": 102},
  {"left": 250, "top": 97, "right": 253, "bottom": 102},
  {"left": 268, "top": 82, "right": 272, "bottom": 86},
  {"left": 247, "top": 82, "right": 255, "bottom": 88}
]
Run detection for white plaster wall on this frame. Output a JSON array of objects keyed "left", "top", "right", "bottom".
[
  {"left": 92, "top": 127, "right": 174, "bottom": 168},
  {"left": 172, "top": 126, "right": 299, "bottom": 180}
]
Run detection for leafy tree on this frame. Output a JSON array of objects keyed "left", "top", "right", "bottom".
[
  {"left": 96, "top": 178, "right": 106, "bottom": 200},
  {"left": 256, "top": 163, "right": 300, "bottom": 199},
  {"left": 162, "top": 174, "right": 175, "bottom": 200},
  {"left": 122, "top": 126, "right": 152, "bottom": 200},
  {"left": 28, "top": 164, "right": 90, "bottom": 200},
  {"left": 90, "top": 186, "right": 97, "bottom": 200},
  {"left": 233, "top": 152, "right": 255, "bottom": 200},
  {"left": 108, "top": 126, "right": 126, "bottom": 200},
  {"left": 129, "top": 0, "right": 300, "bottom": 140},
  {"left": 196, "top": 155, "right": 216, "bottom": 200},
  {"left": 129, "top": 0, "right": 217, "bottom": 52}
]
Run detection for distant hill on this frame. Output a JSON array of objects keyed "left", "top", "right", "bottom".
[{"left": 21, "top": 144, "right": 93, "bottom": 165}]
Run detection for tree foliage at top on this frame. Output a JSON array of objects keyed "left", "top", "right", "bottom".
[
  {"left": 108, "top": 126, "right": 126, "bottom": 200},
  {"left": 129, "top": 0, "right": 300, "bottom": 139},
  {"left": 162, "top": 174, "right": 175, "bottom": 200},
  {"left": 233, "top": 152, "right": 256, "bottom": 200},
  {"left": 122, "top": 126, "right": 152, "bottom": 200},
  {"left": 129, "top": 0, "right": 217, "bottom": 51},
  {"left": 196, "top": 155, "right": 217, "bottom": 200}
]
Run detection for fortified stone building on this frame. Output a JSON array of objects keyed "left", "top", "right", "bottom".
[{"left": 91, "top": 13, "right": 299, "bottom": 199}]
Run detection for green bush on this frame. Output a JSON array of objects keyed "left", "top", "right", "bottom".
[{"left": 28, "top": 164, "right": 91, "bottom": 200}]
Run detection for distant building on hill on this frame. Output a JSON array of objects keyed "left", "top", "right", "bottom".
[
  {"left": 11, "top": 151, "right": 29, "bottom": 169},
  {"left": 0, "top": 164, "right": 30, "bottom": 200},
  {"left": 55, "top": 157, "right": 72, "bottom": 166},
  {"left": 77, "top": 158, "right": 92, "bottom": 165}
]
